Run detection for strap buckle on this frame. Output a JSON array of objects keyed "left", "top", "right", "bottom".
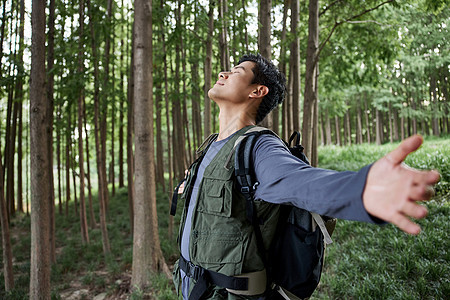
[{"left": 187, "top": 261, "right": 203, "bottom": 281}]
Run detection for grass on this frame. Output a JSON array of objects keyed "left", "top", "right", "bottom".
[
  {"left": 313, "top": 136, "right": 450, "bottom": 299},
  {"left": 0, "top": 136, "right": 448, "bottom": 299}
]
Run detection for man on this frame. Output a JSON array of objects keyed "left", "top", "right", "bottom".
[{"left": 172, "top": 54, "right": 440, "bottom": 300}]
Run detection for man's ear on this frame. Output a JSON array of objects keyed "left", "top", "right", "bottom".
[{"left": 250, "top": 85, "right": 269, "bottom": 99}]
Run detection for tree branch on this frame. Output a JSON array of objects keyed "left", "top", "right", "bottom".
[
  {"left": 319, "top": 0, "right": 344, "bottom": 17},
  {"left": 315, "top": 0, "right": 395, "bottom": 67},
  {"left": 346, "top": 20, "right": 388, "bottom": 26}
]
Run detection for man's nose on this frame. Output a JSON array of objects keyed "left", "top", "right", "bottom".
[{"left": 219, "top": 72, "right": 229, "bottom": 79}]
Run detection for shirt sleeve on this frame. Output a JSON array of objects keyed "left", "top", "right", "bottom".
[{"left": 252, "top": 134, "right": 382, "bottom": 223}]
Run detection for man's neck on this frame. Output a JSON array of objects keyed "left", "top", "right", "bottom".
[{"left": 217, "top": 107, "right": 256, "bottom": 141}]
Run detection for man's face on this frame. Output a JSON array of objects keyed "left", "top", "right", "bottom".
[{"left": 208, "top": 61, "right": 257, "bottom": 105}]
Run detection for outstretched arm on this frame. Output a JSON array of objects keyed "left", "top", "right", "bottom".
[{"left": 363, "top": 135, "right": 440, "bottom": 235}]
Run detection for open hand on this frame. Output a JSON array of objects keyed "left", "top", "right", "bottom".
[{"left": 363, "top": 135, "right": 440, "bottom": 235}]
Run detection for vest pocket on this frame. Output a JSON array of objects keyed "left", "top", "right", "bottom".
[
  {"left": 193, "top": 232, "right": 244, "bottom": 271},
  {"left": 197, "top": 179, "right": 232, "bottom": 217}
]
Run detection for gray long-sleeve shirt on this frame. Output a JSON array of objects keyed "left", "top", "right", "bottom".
[{"left": 180, "top": 133, "right": 377, "bottom": 299}]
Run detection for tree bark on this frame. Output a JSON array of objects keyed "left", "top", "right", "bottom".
[
  {"left": 334, "top": 115, "right": 341, "bottom": 146},
  {"left": 159, "top": 0, "right": 173, "bottom": 239},
  {"left": 77, "top": 0, "right": 89, "bottom": 244},
  {"left": 127, "top": 19, "right": 135, "bottom": 234},
  {"left": 258, "top": 0, "right": 273, "bottom": 128},
  {"left": 0, "top": 150, "right": 14, "bottom": 291},
  {"left": 88, "top": 0, "right": 111, "bottom": 254},
  {"left": 47, "top": 0, "right": 56, "bottom": 264},
  {"left": 83, "top": 97, "right": 96, "bottom": 229},
  {"left": 291, "top": 0, "right": 301, "bottom": 133},
  {"left": 204, "top": 0, "right": 214, "bottom": 139},
  {"left": 132, "top": 0, "right": 169, "bottom": 288},
  {"left": 30, "top": 0, "right": 51, "bottom": 296},
  {"left": 302, "top": 0, "right": 319, "bottom": 166},
  {"left": 279, "top": 0, "right": 289, "bottom": 140}
]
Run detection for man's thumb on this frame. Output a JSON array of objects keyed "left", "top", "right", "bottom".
[{"left": 386, "top": 135, "right": 423, "bottom": 165}]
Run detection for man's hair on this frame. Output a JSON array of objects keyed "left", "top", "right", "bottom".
[{"left": 238, "top": 53, "right": 286, "bottom": 124}]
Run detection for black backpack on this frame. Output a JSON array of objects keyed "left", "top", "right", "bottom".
[{"left": 234, "top": 127, "right": 336, "bottom": 299}]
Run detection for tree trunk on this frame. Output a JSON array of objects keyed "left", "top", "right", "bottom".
[
  {"left": 364, "top": 96, "right": 371, "bottom": 143},
  {"left": 291, "top": 0, "right": 301, "bottom": 132},
  {"left": 119, "top": 1, "right": 126, "bottom": 188},
  {"left": 356, "top": 98, "right": 363, "bottom": 144},
  {"left": 84, "top": 97, "right": 96, "bottom": 229},
  {"left": 218, "top": 0, "right": 230, "bottom": 72},
  {"left": 302, "top": 0, "right": 319, "bottom": 166},
  {"left": 258, "top": 0, "right": 273, "bottom": 128},
  {"left": 375, "top": 109, "right": 382, "bottom": 145},
  {"left": 155, "top": 81, "right": 165, "bottom": 191},
  {"left": 65, "top": 111, "right": 71, "bottom": 217},
  {"left": 0, "top": 149, "right": 14, "bottom": 291},
  {"left": 325, "top": 109, "right": 332, "bottom": 145},
  {"left": 159, "top": 0, "right": 173, "bottom": 239},
  {"left": 127, "top": 20, "right": 135, "bottom": 234},
  {"left": 47, "top": 0, "right": 56, "bottom": 264},
  {"left": 29, "top": 0, "right": 51, "bottom": 296},
  {"left": 77, "top": 0, "right": 89, "bottom": 244},
  {"left": 334, "top": 115, "right": 341, "bottom": 146},
  {"left": 204, "top": 0, "right": 214, "bottom": 139},
  {"left": 132, "top": 0, "right": 169, "bottom": 288},
  {"left": 57, "top": 108, "right": 62, "bottom": 215},
  {"left": 88, "top": 0, "right": 111, "bottom": 254},
  {"left": 345, "top": 110, "right": 351, "bottom": 145},
  {"left": 279, "top": 0, "right": 289, "bottom": 140}
]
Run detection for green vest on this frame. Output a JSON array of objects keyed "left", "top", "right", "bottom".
[{"left": 176, "top": 126, "right": 280, "bottom": 291}]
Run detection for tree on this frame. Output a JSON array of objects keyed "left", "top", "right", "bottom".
[
  {"left": 29, "top": 0, "right": 51, "bottom": 297},
  {"left": 131, "top": 0, "right": 169, "bottom": 289},
  {"left": 0, "top": 149, "right": 14, "bottom": 291}
]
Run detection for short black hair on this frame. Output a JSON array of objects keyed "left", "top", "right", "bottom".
[{"left": 238, "top": 53, "right": 286, "bottom": 124}]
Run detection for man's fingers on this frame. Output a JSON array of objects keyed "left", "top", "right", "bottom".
[
  {"left": 401, "top": 201, "right": 428, "bottom": 219},
  {"left": 386, "top": 135, "right": 423, "bottom": 165},
  {"left": 391, "top": 213, "right": 422, "bottom": 235}
]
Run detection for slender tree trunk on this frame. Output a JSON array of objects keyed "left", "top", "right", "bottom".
[
  {"left": 325, "top": 109, "right": 332, "bottom": 145},
  {"left": 127, "top": 19, "right": 135, "bottom": 234},
  {"left": 218, "top": 0, "right": 230, "bottom": 72},
  {"left": 47, "top": 0, "right": 56, "bottom": 264},
  {"left": 65, "top": 111, "right": 71, "bottom": 217},
  {"left": 291, "top": 0, "right": 301, "bottom": 132},
  {"left": 119, "top": 2, "right": 125, "bottom": 188},
  {"left": 364, "top": 96, "right": 371, "bottom": 143},
  {"left": 155, "top": 82, "right": 165, "bottom": 191},
  {"left": 258, "top": 0, "right": 273, "bottom": 128},
  {"left": 88, "top": 0, "right": 111, "bottom": 254},
  {"left": 132, "top": 0, "right": 169, "bottom": 288},
  {"left": 302, "top": 0, "right": 319, "bottom": 165},
  {"left": 57, "top": 108, "right": 62, "bottom": 215},
  {"left": 204, "top": 0, "right": 214, "bottom": 139},
  {"left": 15, "top": 0, "right": 25, "bottom": 214},
  {"left": 77, "top": 0, "right": 89, "bottom": 244},
  {"left": 345, "top": 110, "right": 351, "bottom": 145},
  {"left": 30, "top": 0, "right": 51, "bottom": 296},
  {"left": 83, "top": 97, "right": 96, "bottom": 229},
  {"left": 375, "top": 109, "right": 382, "bottom": 145},
  {"left": 335, "top": 115, "right": 341, "bottom": 146},
  {"left": 0, "top": 150, "right": 14, "bottom": 291},
  {"left": 159, "top": 0, "right": 173, "bottom": 239},
  {"left": 279, "top": 0, "right": 289, "bottom": 140},
  {"left": 356, "top": 98, "right": 363, "bottom": 144}
]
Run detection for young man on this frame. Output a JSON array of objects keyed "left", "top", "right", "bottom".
[{"left": 173, "top": 54, "right": 440, "bottom": 300}]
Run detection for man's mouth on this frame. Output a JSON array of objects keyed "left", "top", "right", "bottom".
[{"left": 216, "top": 81, "right": 225, "bottom": 86}]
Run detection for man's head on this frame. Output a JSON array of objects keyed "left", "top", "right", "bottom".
[{"left": 238, "top": 54, "right": 286, "bottom": 124}]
